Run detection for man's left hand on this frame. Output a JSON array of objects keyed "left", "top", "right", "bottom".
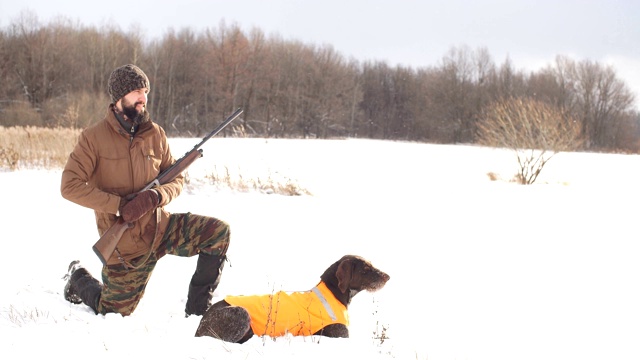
[{"left": 120, "top": 189, "right": 159, "bottom": 223}]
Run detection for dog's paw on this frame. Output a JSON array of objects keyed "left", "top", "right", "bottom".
[{"left": 195, "top": 306, "right": 251, "bottom": 343}]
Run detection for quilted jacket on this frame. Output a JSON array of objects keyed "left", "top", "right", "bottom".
[{"left": 61, "top": 105, "right": 184, "bottom": 265}]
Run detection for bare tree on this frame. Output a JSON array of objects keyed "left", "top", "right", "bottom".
[
  {"left": 573, "top": 59, "right": 635, "bottom": 149},
  {"left": 359, "top": 61, "right": 392, "bottom": 139},
  {"left": 425, "top": 45, "right": 496, "bottom": 143},
  {"left": 477, "top": 96, "right": 584, "bottom": 184},
  {"left": 535, "top": 56, "right": 636, "bottom": 150}
]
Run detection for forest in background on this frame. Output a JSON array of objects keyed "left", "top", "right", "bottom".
[{"left": 1, "top": 10, "right": 639, "bottom": 152}]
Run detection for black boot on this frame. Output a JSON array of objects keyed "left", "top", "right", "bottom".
[
  {"left": 63, "top": 260, "right": 102, "bottom": 314},
  {"left": 185, "top": 253, "right": 226, "bottom": 317}
]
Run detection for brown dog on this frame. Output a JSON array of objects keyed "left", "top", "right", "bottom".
[{"left": 195, "top": 254, "right": 390, "bottom": 343}]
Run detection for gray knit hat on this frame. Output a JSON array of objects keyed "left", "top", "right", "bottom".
[{"left": 108, "top": 64, "right": 150, "bottom": 104}]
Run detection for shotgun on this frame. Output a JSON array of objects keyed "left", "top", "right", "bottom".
[{"left": 92, "top": 108, "right": 243, "bottom": 265}]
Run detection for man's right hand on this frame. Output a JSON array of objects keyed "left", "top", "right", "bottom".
[{"left": 120, "top": 190, "right": 159, "bottom": 223}]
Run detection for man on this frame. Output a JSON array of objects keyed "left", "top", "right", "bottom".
[{"left": 61, "top": 64, "right": 230, "bottom": 317}]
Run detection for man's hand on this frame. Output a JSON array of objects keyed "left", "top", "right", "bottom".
[{"left": 120, "top": 189, "right": 159, "bottom": 223}]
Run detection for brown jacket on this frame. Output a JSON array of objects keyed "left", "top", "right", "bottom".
[{"left": 61, "top": 105, "right": 184, "bottom": 265}]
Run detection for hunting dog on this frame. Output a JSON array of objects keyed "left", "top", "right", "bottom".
[{"left": 195, "top": 254, "right": 390, "bottom": 343}]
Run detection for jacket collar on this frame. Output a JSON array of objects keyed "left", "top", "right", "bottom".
[{"left": 105, "top": 104, "right": 153, "bottom": 137}]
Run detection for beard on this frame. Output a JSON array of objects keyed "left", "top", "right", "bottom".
[{"left": 121, "top": 98, "right": 150, "bottom": 125}]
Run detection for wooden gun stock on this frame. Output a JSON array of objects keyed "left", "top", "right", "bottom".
[
  {"left": 91, "top": 108, "right": 243, "bottom": 265},
  {"left": 92, "top": 219, "right": 133, "bottom": 265}
]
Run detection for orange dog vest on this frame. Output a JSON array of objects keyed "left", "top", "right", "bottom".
[{"left": 224, "top": 281, "right": 349, "bottom": 337}]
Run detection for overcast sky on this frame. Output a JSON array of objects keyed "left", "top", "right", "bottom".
[{"left": 2, "top": 0, "right": 639, "bottom": 109}]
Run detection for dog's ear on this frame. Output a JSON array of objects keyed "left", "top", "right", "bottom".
[{"left": 335, "top": 259, "right": 353, "bottom": 293}]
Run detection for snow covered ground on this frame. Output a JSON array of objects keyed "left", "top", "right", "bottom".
[{"left": 1, "top": 138, "right": 639, "bottom": 360}]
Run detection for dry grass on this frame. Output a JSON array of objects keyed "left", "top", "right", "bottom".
[
  {"left": 204, "top": 165, "right": 312, "bottom": 196},
  {"left": 0, "top": 126, "right": 81, "bottom": 170},
  {"left": 0, "top": 126, "right": 309, "bottom": 196},
  {"left": 2, "top": 305, "right": 54, "bottom": 326}
]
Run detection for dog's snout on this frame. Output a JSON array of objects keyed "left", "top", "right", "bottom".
[
  {"left": 364, "top": 268, "right": 390, "bottom": 292},
  {"left": 377, "top": 271, "right": 391, "bottom": 287},
  {"left": 381, "top": 272, "right": 390, "bottom": 282}
]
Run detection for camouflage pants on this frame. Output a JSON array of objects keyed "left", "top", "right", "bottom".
[{"left": 96, "top": 212, "right": 230, "bottom": 316}]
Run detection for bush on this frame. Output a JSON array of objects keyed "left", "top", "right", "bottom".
[{"left": 477, "top": 97, "right": 584, "bottom": 184}]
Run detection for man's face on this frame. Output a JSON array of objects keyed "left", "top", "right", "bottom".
[{"left": 119, "top": 88, "right": 149, "bottom": 124}]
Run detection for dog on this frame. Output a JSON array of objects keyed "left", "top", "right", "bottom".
[{"left": 194, "top": 254, "right": 390, "bottom": 343}]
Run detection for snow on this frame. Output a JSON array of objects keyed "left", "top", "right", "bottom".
[{"left": 1, "top": 137, "right": 639, "bottom": 360}]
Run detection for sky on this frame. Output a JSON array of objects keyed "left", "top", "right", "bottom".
[
  {"left": 2, "top": 137, "right": 640, "bottom": 360},
  {"left": 1, "top": 0, "right": 640, "bottom": 109}
]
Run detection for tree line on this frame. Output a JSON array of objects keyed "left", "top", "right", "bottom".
[{"left": 1, "top": 11, "right": 638, "bottom": 152}]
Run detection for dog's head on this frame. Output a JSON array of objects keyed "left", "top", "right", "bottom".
[{"left": 321, "top": 255, "right": 390, "bottom": 305}]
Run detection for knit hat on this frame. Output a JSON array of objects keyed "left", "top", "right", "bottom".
[{"left": 108, "top": 64, "right": 150, "bottom": 104}]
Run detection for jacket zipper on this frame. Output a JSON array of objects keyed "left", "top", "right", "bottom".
[{"left": 128, "top": 132, "right": 135, "bottom": 194}]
